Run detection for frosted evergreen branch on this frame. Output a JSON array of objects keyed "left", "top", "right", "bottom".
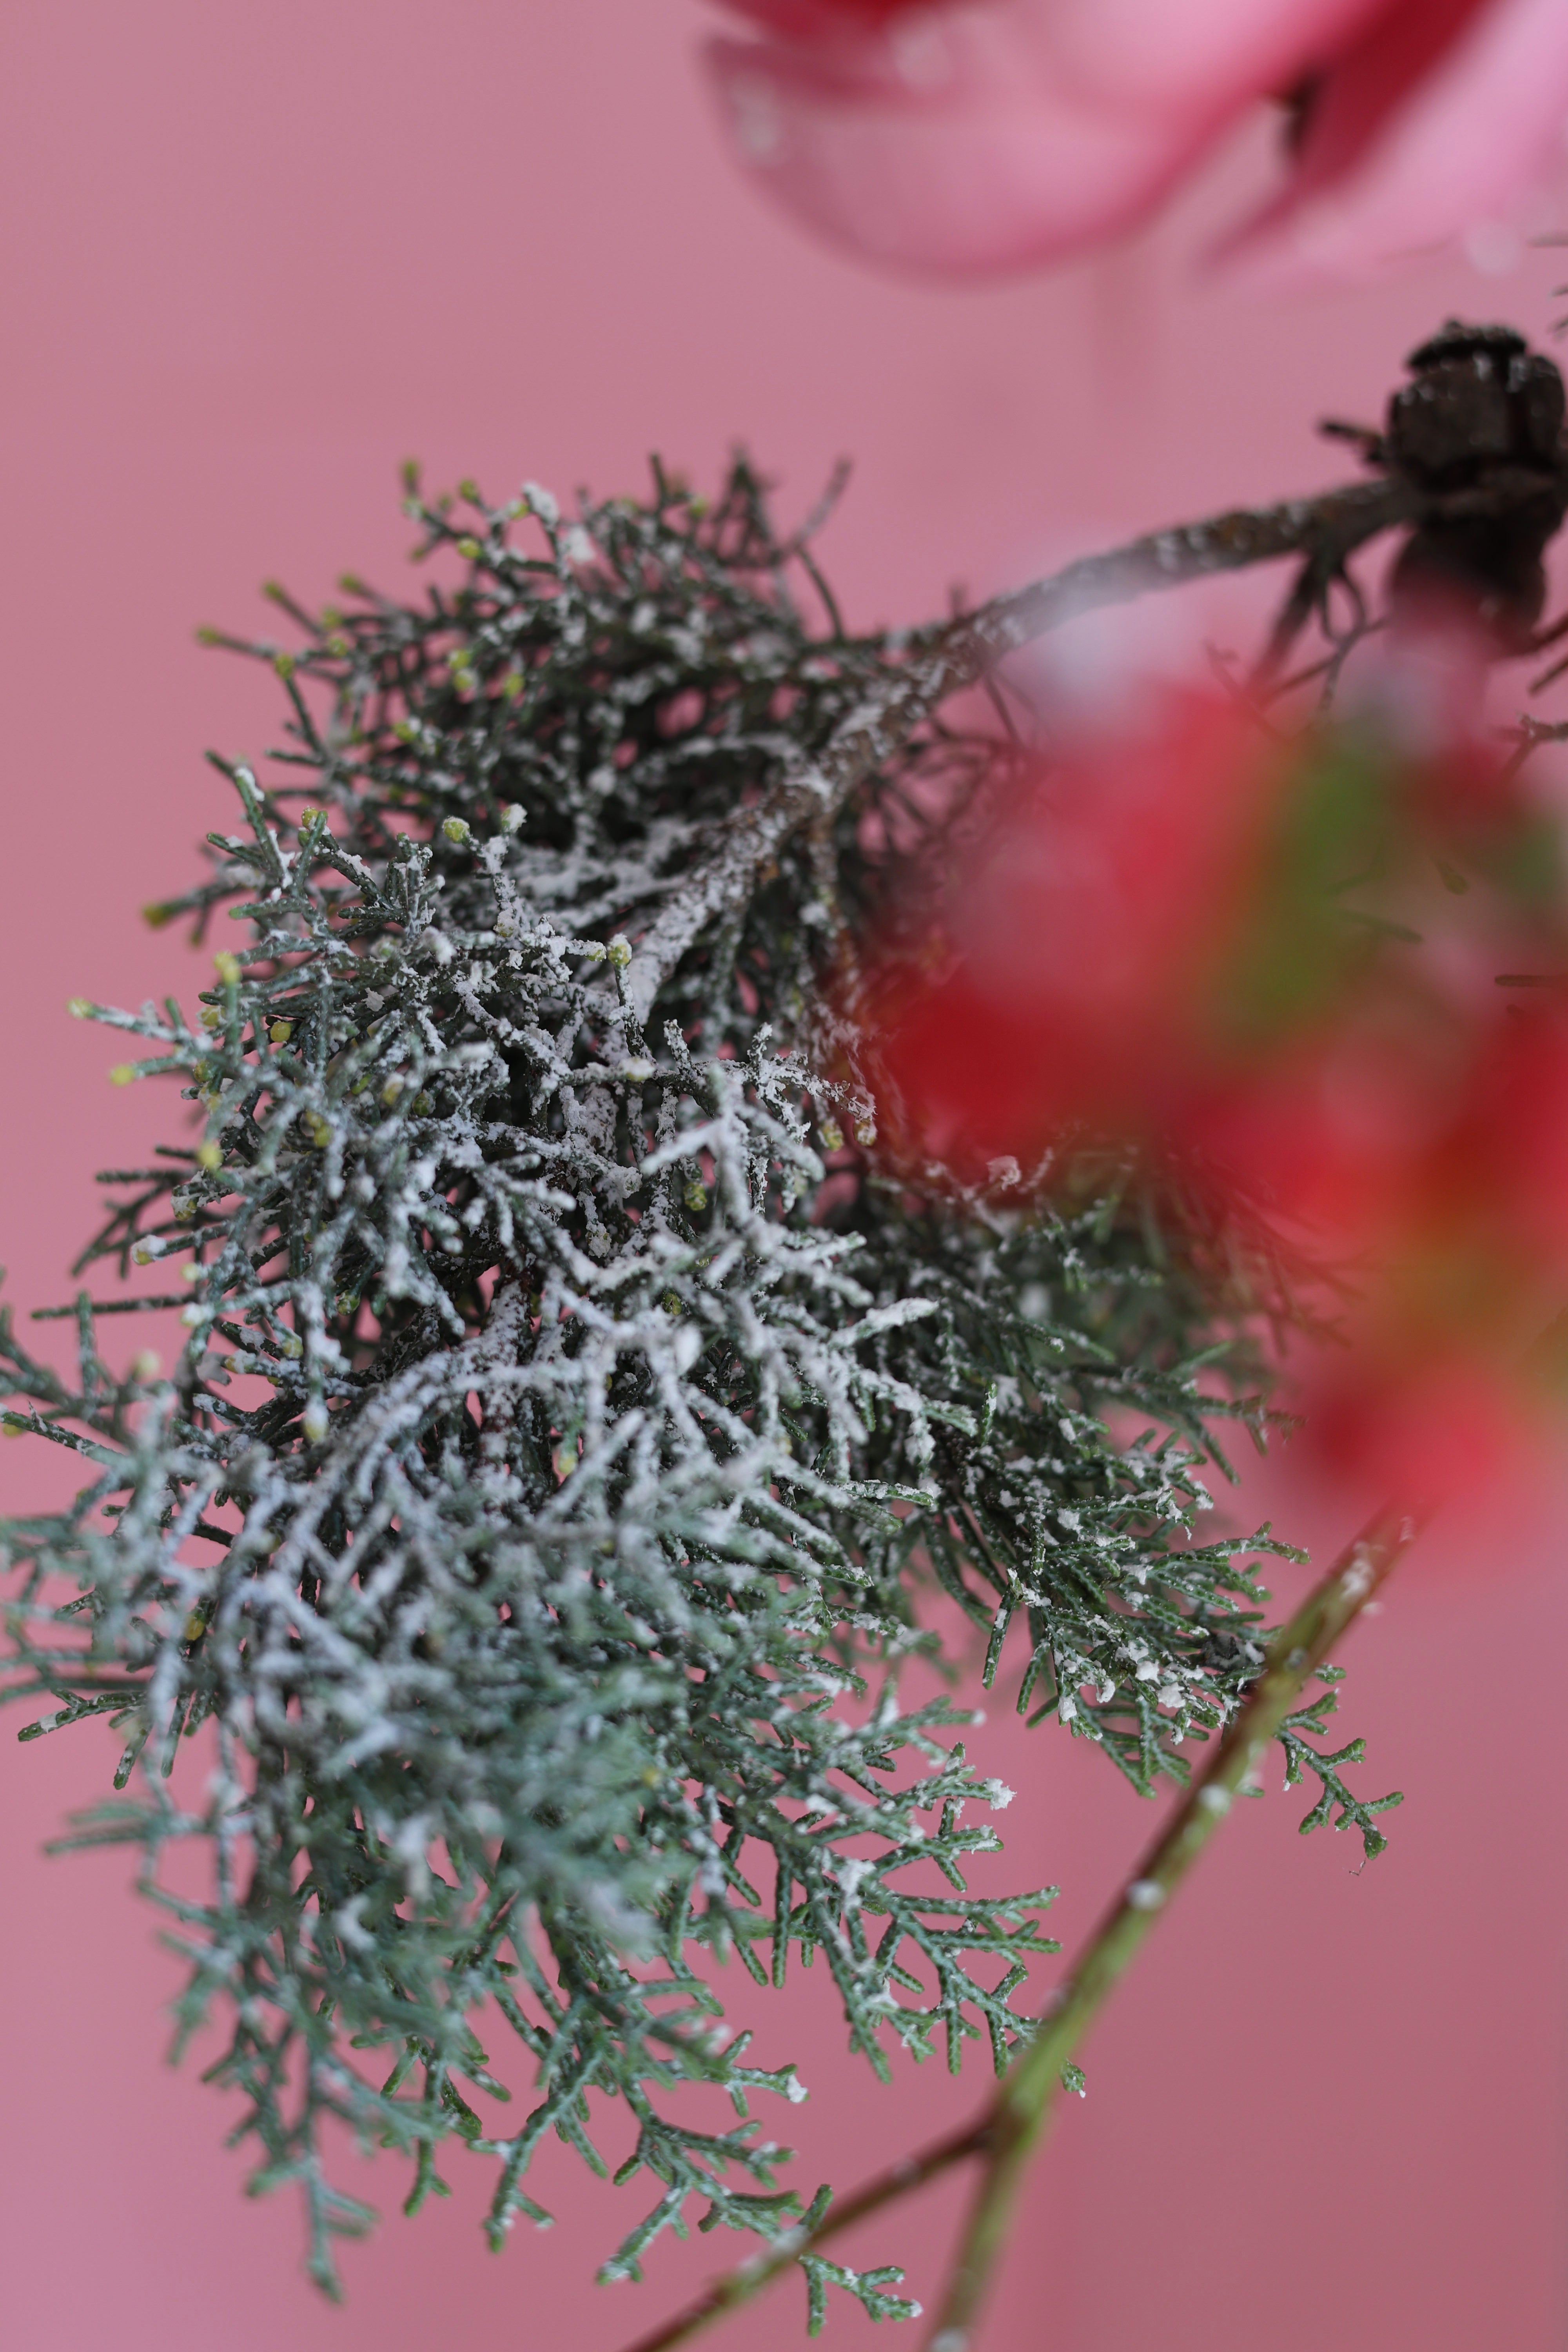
[
  {"left": 0, "top": 452, "right": 1397, "bottom": 2305},
  {"left": 7, "top": 311, "right": 1566, "bottom": 2324}
]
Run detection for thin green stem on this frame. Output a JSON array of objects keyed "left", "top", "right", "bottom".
[
  {"left": 611, "top": 1499, "right": 1431, "bottom": 2352},
  {"left": 924, "top": 1496, "right": 1428, "bottom": 2350}
]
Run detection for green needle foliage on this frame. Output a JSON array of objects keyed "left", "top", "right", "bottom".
[{"left": 0, "top": 461, "right": 1388, "bottom": 2307}]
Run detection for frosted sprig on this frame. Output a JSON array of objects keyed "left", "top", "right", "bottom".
[{"left": 1, "top": 457, "right": 1387, "bottom": 2304}]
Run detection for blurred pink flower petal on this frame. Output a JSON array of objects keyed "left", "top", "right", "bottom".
[
  {"left": 1014, "top": 0, "right": 1387, "bottom": 119},
  {"left": 1222, "top": 0, "right": 1568, "bottom": 285},
  {"left": 721, "top": 0, "right": 922, "bottom": 26},
  {"left": 701, "top": 0, "right": 1568, "bottom": 281},
  {"left": 706, "top": 9, "right": 1219, "bottom": 273}
]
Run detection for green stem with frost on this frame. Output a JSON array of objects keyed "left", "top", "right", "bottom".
[{"left": 613, "top": 1499, "right": 1430, "bottom": 2352}]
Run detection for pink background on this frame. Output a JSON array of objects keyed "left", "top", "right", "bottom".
[{"left": 4, "top": 4, "right": 1568, "bottom": 2346}]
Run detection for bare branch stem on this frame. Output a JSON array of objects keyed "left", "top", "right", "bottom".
[{"left": 623, "top": 477, "right": 1411, "bottom": 1025}]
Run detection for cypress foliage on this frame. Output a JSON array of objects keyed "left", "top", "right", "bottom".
[{"left": 0, "top": 460, "right": 1387, "bottom": 2304}]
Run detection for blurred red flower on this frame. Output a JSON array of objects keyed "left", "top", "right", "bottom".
[
  {"left": 851, "top": 679, "right": 1568, "bottom": 1494},
  {"left": 702, "top": 0, "right": 1568, "bottom": 283}
]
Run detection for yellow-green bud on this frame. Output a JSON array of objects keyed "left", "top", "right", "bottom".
[
  {"left": 196, "top": 1140, "right": 223, "bottom": 1172},
  {"left": 213, "top": 950, "right": 241, "bottom": 985},
  {"left": 109, "top": 1063, "right": 136, "bottom": 1087},
  {"left": 269, "top": 1018, "right": 294, "bottom": 1045},
  {"left": 456, "top": 535, "right": 483, "bottom": 561},
  {"left": 67, "top": 997, "right": 92, "bottom": 1019},
  {"left": 441, "top": 816, "right": 472, "bottom": 846}
]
